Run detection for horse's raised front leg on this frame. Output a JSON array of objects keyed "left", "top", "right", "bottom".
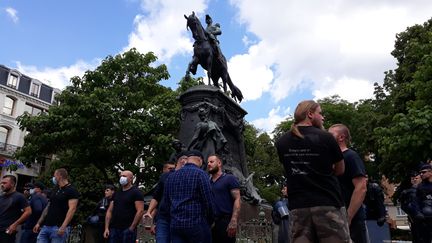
[{"left": 187, "top": 56, "right": 199, "bottom": 75}]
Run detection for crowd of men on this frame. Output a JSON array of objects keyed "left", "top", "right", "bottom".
[
  {"left": 1, "top": 99, "right": 432, "bottom": 243},
  {"left": 0, "top": 149, "right": 241, "bottom": 243}
]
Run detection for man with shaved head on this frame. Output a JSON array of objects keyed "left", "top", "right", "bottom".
[{"left": 104, "top": 170, "right": 144, "bottom": 243}]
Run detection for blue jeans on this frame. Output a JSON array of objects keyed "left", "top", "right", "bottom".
[
  {"left": 36, "top": 225, "right": 70, "bottom": 243},
  {"left": 108, "top": 228, "right": 137, "bottom": 243},
  {"left": 20, "top": 228, "right": 38, "bottom": 243},
  {"left": 171, "top": 223, "right": 211, "bottom": 243},
  {"left": 156, "top": 218, "right": 170, "bottom": 243}
]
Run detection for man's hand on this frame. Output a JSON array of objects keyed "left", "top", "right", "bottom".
[
  {"left": 57, "top": 226, "right": 66, "bottom": 236},
  {"left": 226, "top": 219, "right": 238, "bottom": 237},
  {"left": 103, "top": 229, "right": 110, "bottom": 239},
  {"left": 33, "top": 223, "right": 41, "bottom": 233},
  {"left": 6, "top": 223, "right": 18, "bottom": 234},
  {"left": 150, "top": 225, "right": 156, "bottom": 235},
  {"left": 143, "top": 212, "right": 152, "bottom": 219}
]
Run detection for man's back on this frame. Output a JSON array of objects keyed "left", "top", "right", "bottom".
[
  {"left": 276, "top": 126, "right": 344, "bottom": 209},
  {"left": 164, "top": 163, "right": 215, "bottom": 229}
]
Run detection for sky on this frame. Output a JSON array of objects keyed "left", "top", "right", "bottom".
[{"left": 1, "top": 0, "right": 432, "bottom": 134}]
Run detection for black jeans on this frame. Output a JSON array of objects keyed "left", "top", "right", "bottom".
[
  {"left": 349, "top": 219, "right": 369, "bottom": 243},
  {"left": 212, "top": 216, "right": 236, "bottom": 243}
]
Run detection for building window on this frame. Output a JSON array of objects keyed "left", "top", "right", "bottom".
[
  {"left": 25, "top": 103, "right": 43, "bottom": 116},
  {"left": 396, "top": 206, "right": 407, "bottom": 217},
  {"left": 7, "top": 74, "right": 19, "bottom": 89},
  {"left": 0, "top": 126, "right": 9, "bottom": 145},
  {"left": 3, "top": 96, "right": 15, "bottom": 116},
  {"left": 30, "top": 83, "right": 40, "bottom": 97}
]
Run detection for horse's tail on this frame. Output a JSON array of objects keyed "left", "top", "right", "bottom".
[
  {"left": 231, "top": 85, "right": 243, "bottom": 103},
  {"left": 224, "top": 73, "right": 243, "bottom": 103}
]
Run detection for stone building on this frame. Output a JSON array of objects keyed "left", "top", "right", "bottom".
[{"left": 0, "top": 64, "right": 60, "bottom": 191}]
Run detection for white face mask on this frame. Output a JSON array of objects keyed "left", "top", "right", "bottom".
[
  {"left": 29, "top": 188, "right": 35, "bottom": 195},
  {"left": 119, "top": 176, "right": 128, "bottom": 186}
]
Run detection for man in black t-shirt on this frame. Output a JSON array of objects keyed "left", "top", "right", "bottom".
[
  {"left": 104, "top": 170, "right": 144, "bottom": 243},
  {"left": 275, "top": 100, "right": 350, "bottom": 243},
  {"left": 329, "top": 124, "right": 369, "bottom": 243},
  {"left": 0, "top": 175, "right": 31, "bottom": 243},
  {"left": 33, "top": 168, "right": 80, "bottom": 243}
]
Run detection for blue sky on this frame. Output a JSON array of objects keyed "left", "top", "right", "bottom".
[{"left": 1, "top": 0, "right": 432, "bottom": 133}]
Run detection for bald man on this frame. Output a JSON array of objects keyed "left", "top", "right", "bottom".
[{"left": 104, "top": 171, "right": 144, "bottom": 243}]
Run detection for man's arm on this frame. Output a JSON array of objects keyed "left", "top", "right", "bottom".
[
  {"left": 104, "top": 201, "right": 114, "bottom": 238},
  {"left": 33, "top": 202, "right": 50, "bottom": 233},
  {"left": 7, "top": 206, "right": 31, "bottom": 234},
  {"left": 129, "top": 201, "right": 144, "bottom": 231},
  {"left": 144, "top": 199, "right": 159, "bottom": 218},
  {"left": 333, "top": 159, "right": 345, "bottom": 176},
  {"left": 227, "top": 188, "right": 241, "bottom": 237},
  {"left": 58, "top": 199, "right": 78, "bottom": 236},
  {"left": 347, "top": 176, "right": 367, "bottom": 224}
]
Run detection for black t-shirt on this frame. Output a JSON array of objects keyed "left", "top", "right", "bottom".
[
  {"left": 0, "top": 191, "right": 29, "bottom": 231},
  {"left": 44, "top": 184, "right": 80, "bottom": 227},
  {"left": 338, "top": 149, "right": 367, "bottom": 220},
  {"left": 275, "top": 126, "right": 344, "bottom": 209},
  {"left": 110, "top": 187, "right": 144, "bottom": 229}
]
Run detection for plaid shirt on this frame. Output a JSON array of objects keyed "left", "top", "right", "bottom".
[{"left": 164, "top": 163, "right": 215, "bottom": 229}]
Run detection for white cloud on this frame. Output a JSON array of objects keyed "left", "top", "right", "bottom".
[
  {"left": 228, "top": 42, "right": 274, "bottom": 101},
  {"left": 124, "top": 0, "right": 208, "bottom": 63},
  {"left": 5, "top": 7, "right": 18, "bottom": 23},
  {"left": 15, "top": 59, "right": 100, "bottom": 89},
  {"left": 251, "top": 106, "right": 290, "bottom": 134},
  {"left": 312, "top": 76, "right": 375, "bottom": 102},
  {"left": 229, "top": 0, "right": 432, "bottom": 102}
]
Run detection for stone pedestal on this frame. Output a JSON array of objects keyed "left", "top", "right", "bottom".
[{"left": 178, "top": 85, "right": 248, "bottom": 177}]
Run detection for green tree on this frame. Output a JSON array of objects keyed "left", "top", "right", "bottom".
[
  {"left": 15, "top": 49, "right": 181, "bottom": 221},
  {"left": 244, "top": 123, "right": 283, "bottom": 203},
  {"left": 374, "top": 18, "right": 432, "bottom": 181}
]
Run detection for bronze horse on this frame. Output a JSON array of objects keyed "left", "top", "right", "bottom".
[{"left": 184, "top": 12, "right": 243, "bottom": 102}]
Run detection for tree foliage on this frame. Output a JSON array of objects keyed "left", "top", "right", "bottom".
[
  {"left": 244, "top": 123, "right": 283, "bottom": 203},
  {"left": 15, "top": 49, "right": 182, "bottom": 221},
  {"left": 373, "top": 18, "right": 432, "bottom": 181}
]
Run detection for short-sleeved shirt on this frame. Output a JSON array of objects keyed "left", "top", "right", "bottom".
[
  {"left": 23, "top": 193, "right": 48, "bottom": 229},
  {"left": 275, "top": 126, "right": 344, "bottom": 209},
  {"left": 338, "top": 149, "right": 367, "bottom": 221},
  {"left": 164, "top": 163, "right": 215, "bottom": 229},
  {"left": 0, "top": 191, "right": 29, "bottom": 231},
  {"left": 44, "top": 184, "right": 80, "bottom": 227},
  {"left": 110, "top": 187, "right": 144, "bottom": 229},
  {"left": 210, "top": 173, "right": 240, "bottom": 217}
]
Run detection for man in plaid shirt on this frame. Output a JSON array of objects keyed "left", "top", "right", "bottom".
[{"left": 164, "top": 150, "right": 215, "bottom": 243}]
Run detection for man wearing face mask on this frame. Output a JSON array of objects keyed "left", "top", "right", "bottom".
[
  {"left": 104, "top": 170, "right": 144, "bottom": 243},
  {"left": 20, "top": 182, "right": 48, "bottom": 243},
  {"left": 0, "top": 175, "right": 31, "bottom": 243},
  {"left": 33, "top": 168, "right": 80, "bottom": 243}
]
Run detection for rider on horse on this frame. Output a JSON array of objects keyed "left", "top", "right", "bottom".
[{"left": 205, "top": 15, "right": 223, "bottom": 61}]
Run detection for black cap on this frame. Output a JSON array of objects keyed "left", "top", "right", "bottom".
[
  {"left": 410, "top": 171, "right": 420, "bottom": 177},
  {"left": 420, "top": 164, "right": 432, "bottom": 171},
  {"left": 187, "top": 150, "right": 204, "bottom": 161},
  {"left": 33, "top": 182, "right": 45, "bottom": 190},
  {"left": 176, "top": 150, "right": 189, "bottom": 161}
]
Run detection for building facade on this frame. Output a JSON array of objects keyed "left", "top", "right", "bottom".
[{"left": 0, "top": 64, "right": 60, "bottom": 191}]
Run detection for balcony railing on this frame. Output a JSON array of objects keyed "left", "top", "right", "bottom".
[{"left": 0, "top": 142, "right": 20, "bottom": 156}]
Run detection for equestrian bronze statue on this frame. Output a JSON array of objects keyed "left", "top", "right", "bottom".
[{"left": 184, "top": 12, "right": 243, "bottom": 102}]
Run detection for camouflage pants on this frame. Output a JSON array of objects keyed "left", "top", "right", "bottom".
[{"left": 289, "top": 206, "right": 351, "bottom": 243}]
